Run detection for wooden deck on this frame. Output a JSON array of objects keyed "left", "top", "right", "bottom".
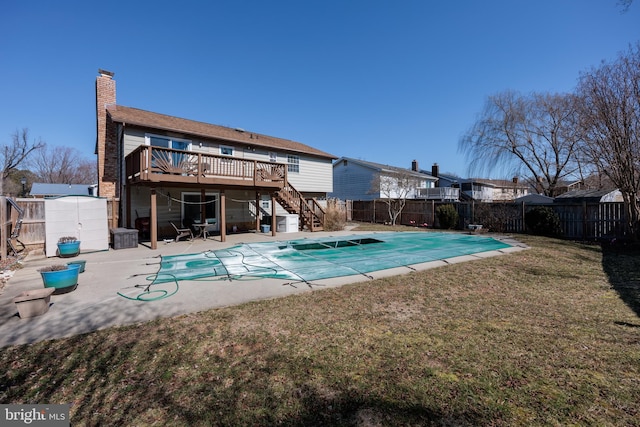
[{"left": 125, "top": 146, "right": 287, "bottom": 189}]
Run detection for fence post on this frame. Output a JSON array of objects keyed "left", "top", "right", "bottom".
[
  {"left": 582, "top": 200, "right": 587, "bottom": 240},
  {"left": 0, "top": 197, "right": 6, "bottom": 261},
  {"left": 373, "top": 199, "right": 376, "bottom": 223},
  {"left": 431, "top": 200, "right": 435, "bottom": 226}
]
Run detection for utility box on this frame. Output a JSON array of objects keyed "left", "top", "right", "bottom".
[
  {"left": 276, "top": 214, "right": 299, "bottom": 233},
  {"left": 111, "top": 228, "right": 138, "bottom": 249}
]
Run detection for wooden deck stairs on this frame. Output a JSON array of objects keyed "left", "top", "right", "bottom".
[{"left": 275, "top": 182, "right": 325, "bottom": 231}]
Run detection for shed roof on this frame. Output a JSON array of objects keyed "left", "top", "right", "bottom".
[
  {"left": 30, "top": 183, "right": 97, "bottom": 197},
  {"left": 554, "top": 189, "right": 622, "bottom": 203},
  {"left": 107, "top": 105, "right": 336, "bottom": 160},
  {"left": 515, "top": 194, "right": 555, "bottom": 204}
]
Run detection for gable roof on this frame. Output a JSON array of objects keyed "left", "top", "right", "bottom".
[
  {"left": 334, "top": 157, "right": 437, "bottom": 181},
  {"left": 107, "top": 105, "right": 336, "bottom": 160}
]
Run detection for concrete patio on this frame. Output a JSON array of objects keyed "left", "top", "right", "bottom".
[{"left": 0, "top": 229, "right": 526, "bottom": 348}]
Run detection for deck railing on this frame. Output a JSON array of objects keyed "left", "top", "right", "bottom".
[
  {"left": 125, "top": 145, "right": 287, "bottom": 187},
  {"left": 417, "top": 187, "right": 460, "bottom": 201}
]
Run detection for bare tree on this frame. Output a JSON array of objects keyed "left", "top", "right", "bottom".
[
  {"left": 370, "top": 171, "right": 420, "bottom": 225},
  {"left": 618, "top": 0, "right": 634, "bottom": 12},
  {"left": 576, "top": 43, "right": 640, "bottom": 239},
  {"left": 458, "top": 91, "right": 583, "bottom": 197},
  {"left": 0, "top": 128, "right": 45, "bottom": 195},
  {"left": 32, "top": 145, "right": 96, "bottom": 184}
]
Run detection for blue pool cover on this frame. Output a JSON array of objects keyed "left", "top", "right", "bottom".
[{"left": 155, "top": 232, "right": 514, "bottom": 284}]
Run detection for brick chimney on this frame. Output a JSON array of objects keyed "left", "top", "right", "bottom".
[
  {"left": 411, "top": 159, "right": 419, "bottom": 171},
  {"left": 96, "top": 69, "right": 117, "bottom": 198},
  {"left": 431, "top": 163, "right": 439, "bottom": 178}
]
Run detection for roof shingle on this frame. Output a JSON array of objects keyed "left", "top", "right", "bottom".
[{"left": 107, "top": 105, "right": 336, "bottom": 160}]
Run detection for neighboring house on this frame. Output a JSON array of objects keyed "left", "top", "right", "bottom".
[
  {"left": 96, "top": 70, "right": 336, "bottom": 249},
  {"left": 428, "top": 163, "right": 529, "bottom": 202},
  {"left": 30, "top": 183, "right": 98, "bottom": 198},
  {"left": 453, "top": 178, "right": 530, "bottom": 202},
  {"left": 420, "top": 163, "right": 460, "bottom": 201},
  {"left": 331, "top": 157, "right": 437, "bottom": 201},
  {"left": 533, "top": 178, "right": 585, "bottom": 196}
]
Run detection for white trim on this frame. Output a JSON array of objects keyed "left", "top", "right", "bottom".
[
  {"left": 145, "top": 133, "right": 192, "bottom": 150},
  {"left": 180, "top": 191, "right": 220, "bottom": 231},
  {"left": 220, "top": 145, "right": 234, "bottom": 156}
]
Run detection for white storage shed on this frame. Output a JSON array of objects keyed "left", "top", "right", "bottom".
[{"left": 44, "top": 196, "right": 110, "bottom": 257}]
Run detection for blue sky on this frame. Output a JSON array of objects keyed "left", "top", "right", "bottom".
[{"left": 1, "top": 1, "right": 639, "bottom": 178}]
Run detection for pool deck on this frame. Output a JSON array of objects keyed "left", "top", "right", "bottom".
[{"left": 0, "top": 229, "right": 527, "bottom": 348}]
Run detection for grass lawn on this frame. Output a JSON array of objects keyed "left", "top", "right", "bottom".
[{"left": 1, "top": 225, "right": 639, "bottom": 426}]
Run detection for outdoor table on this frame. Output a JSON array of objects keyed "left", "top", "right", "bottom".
[{"left": 193, "top": 223, "right": 210, "bottom": 239}]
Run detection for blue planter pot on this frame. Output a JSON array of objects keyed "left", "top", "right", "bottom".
[
  {"left": 67, "top": 260, "right": 86, "bottom": 273},
  {"left": 41, "top": 267, "right": 79, "bottom": 294},
  {"left": 57, "top": 241, "right": 81, "bottom": 258}
]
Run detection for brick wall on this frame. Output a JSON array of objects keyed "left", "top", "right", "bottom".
[{"left": 96, "top": 70, "right": 118, "bottom": 198}]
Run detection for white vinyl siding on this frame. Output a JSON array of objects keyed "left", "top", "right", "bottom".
[
  {"left": 285, "top": 155, "right": 333, "bottom": 194},
  {"left": 120, "top": 127, "right": 333, "bottom": 196}
]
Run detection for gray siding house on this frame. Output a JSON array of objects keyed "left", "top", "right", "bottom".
[
  {"left": 96, "top": 70, "right": 336, "bottom": 248},
  {"left": 331, "top": 157, "right": 437, "bottom": 201}
]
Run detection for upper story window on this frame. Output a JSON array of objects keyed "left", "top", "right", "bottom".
[
  {"left": 220, "top": 145, "right": 234, "bottom": 156},
  {"left": 269, "top": 152, "right": 277, "bottom": 162},
  {"left": 287, "top": 155, "right": 300, "bottom": 173},
  {"left": 146, "top": 134, "right": 191, "bottom": 151}
]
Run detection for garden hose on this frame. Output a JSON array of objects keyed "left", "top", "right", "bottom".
[{"left": 117, "top": 273, "right": 179, "bottom": 301}]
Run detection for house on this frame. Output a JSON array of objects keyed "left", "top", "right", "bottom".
[
  {"left": 331, "top": 157, "right": 438, "bottom": 201},
  {"left": 452, "top": 178, "right": 529, "bottom": 202},
  {"left": 427, "top": 163, "right": 530, "bottom": 202},
  {"left": 96, "top": 70, "right": 336, "bottom": 249},
  {"left": 30, "top": 183, "right": 98, "bottom": 198},
  {"left": 420, "top": 163, "right": 460, "bottom": 201}
]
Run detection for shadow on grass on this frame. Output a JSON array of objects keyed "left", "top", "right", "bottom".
[
  {"left": 601, "top": 243, "right": 640, "bottom": 319},
  {"left": 0, "top": 327, "right": 495, "bottom": 426}
]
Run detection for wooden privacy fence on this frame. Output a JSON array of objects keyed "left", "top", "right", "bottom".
[
  {"left": 1, "top": 197, "right": 120, "bottom": 260},
  {"left": 348, "top": 199, "right": 631, "bottom": 241}
]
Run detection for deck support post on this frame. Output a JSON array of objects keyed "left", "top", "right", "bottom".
[
  {"left": 150, "top": 188, "right": 157, "bottom": 250},
  {"left": 220, "top": 190, "right": 226, "bottom": 242}
]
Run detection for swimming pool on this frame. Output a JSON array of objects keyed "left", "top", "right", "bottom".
[{"left": 156, "top": 232, "right": 516, "bottom": 284}]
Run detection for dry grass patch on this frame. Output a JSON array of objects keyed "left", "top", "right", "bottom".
[{"left": 0, "top": 230, "right": 638, "bottom": 426}]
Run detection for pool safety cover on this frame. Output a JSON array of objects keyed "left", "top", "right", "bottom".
[{"left": 155, "top": 232, "right": 513, "bottom": 284}]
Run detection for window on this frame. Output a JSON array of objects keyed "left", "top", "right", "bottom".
[
  {"left": 182, "top": 192, "right": 218, "bottom": 226},
  {"left": 220, "top": 145, "right": 234, "bottom": 156},
  {"left": 287, "top": 155, "right": 299, "bottom": 173},
  {"left": 147, "top": 134, "right": 191, "bottom": 150},
  {"left": 261, "top": 194, "right": 271, "bottom": 210},
  {"left": 269, "top": 152, "right": 277, "bottom": 162},
  {"left": 146, "top": 134, "right": 192, "bottom": 169}
]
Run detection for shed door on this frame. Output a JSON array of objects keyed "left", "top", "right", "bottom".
[{"left": 45, "top": 196, "right": 109, "bottom": 257}]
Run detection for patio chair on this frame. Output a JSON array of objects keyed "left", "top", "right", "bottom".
[{"left": 170, "top": 222, "right": 193, "bottom": 242}]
